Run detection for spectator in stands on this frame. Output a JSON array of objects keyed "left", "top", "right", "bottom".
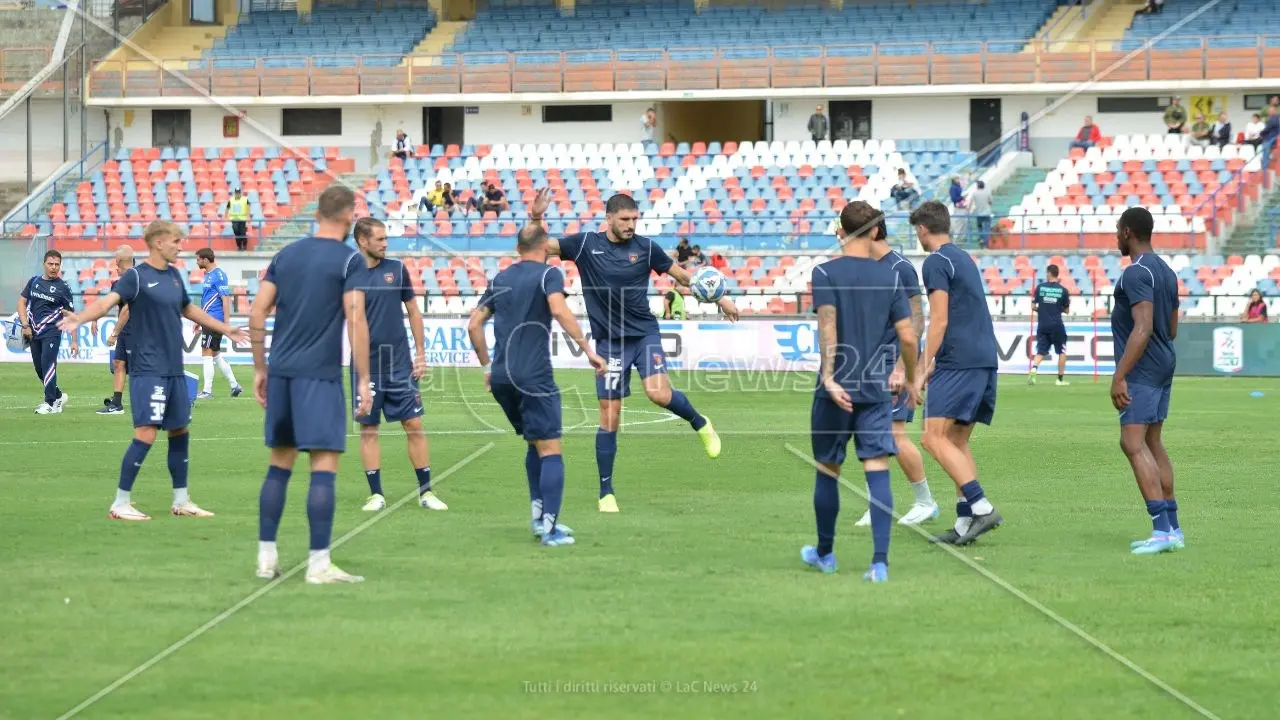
[
  {"left": 224, "top": 187, "right": 250, "bottom": 251},
  {"left": 418, "top": 180, "right": 444, "bottom": 214},
  {"left": 1260, "top": 107, "right": 1280, "bottom": 150},
  {"left": 890, "top": 168, "right": 918, "bottom": 209},
  {"left": 808, "top": 105, "right": 829, "bottom": 142},
  {"left": 1211, "top": 112, "right": 1232, "bottom": 148},
  {"left": 1189, "top": 114, "right": 1212, "bottom": 147},
  {"left": 949, "top": 177, "right": 966, "bottom": 208},
  {"left": 1271, "top": 96, "right": 1279, "bottom": 114},
  {"left": 675, "top": 237, "right": 694, "bottom": 267},
  {"left": 391, "top": 129, "right": 413, "bottom": 161},
  {"left": 663, "top": 287, "right": 687, "bottom": 320},
  {"left": 482, "top": 182, "right": 508, "bottom": 215},
  {"left": 1242, "top": 289, "right": 1268, "bottom": 323},
  {"left": 689, "top": 245, "right": 706, "bottom": 267},
  {"left": 1070, "top": 115, "right": 1103, "bottom": 150},
  {"left": 1163, "top": 97, "right": 1187, "bottom": 134},
  {"left": 1245, "top": 112, "right": 1266, "bottom": 148},
  {"left": 642, "top": 108, "right": 656, "bottom": 143},
  {"left": 968, "top": 180, "right": 993, "bottom": 248},
  {"left": 1135, "top": 0, "right": 1163, "bottom": 14},
  {"left": 440, "top": 182, "right": 458, "bottom": 214}
]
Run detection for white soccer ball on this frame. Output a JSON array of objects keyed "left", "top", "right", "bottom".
[{"left": 689, "top": 266, "right": 726, "bottom": 303}]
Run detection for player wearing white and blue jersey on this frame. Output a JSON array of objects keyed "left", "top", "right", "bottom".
[
  {"left": 348, "top": 218, "right": 447, "bottom": 513},
  {"left": 911, "top": 201, "right": 1004, "bottom": 547},
  {"left": 527, "top": 188, "right": 740, "bottom": 513},
  {"left": 468, "top": 224, "right": 607, "bottom": 546},
  {"left": 801, "top": 201, "right": 920, "bottom": 582},
  {"left": 1111, "top": 207, "right": 1183, "bottom": 556},
  {"left": 194, "top": 248, "right": 243, "bottom": 399},
  {"left": 59, "top": 221, "right": 245, "bottom": 521},
  {"left": 250, "top": 185, "right": 372, "bottom": 585},
  {"left": 17, "top": 250, "right": 77, "bottom": 413}
]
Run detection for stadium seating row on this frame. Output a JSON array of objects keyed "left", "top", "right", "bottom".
[{"left": 51, "top": 253, "right": 1280, "bottom": 320}]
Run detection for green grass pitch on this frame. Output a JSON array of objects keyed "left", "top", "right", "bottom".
[{"left": 1, "top": 364, "right": 1277, "bottom": 719}]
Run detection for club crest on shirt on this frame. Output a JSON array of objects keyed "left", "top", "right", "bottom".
[
  {"left": 384, "top": 272, "right": 395, "bottom": 284},
  {"left": 628, "top": 254, "right": 638, "bottom": 264}
]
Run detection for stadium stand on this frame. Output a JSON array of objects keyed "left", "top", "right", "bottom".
[
  {"left": 447, "top": 0, "right": 1059, "bottom": 55},
  {"left": 204, "top": 2, "right": 436, "bottom": 63},
  {"left": 376, "top": 139, "right": 975, "bottom": 251},
  {"left": 21, "top": 146, "right": 356, "bottom": 250},
  {"left": 48, "top": 251, "right": 1280, "bottom": 319},
  {"left": 1000, "top": 133, "right": 1276, "bottom": 249},
  {"left": 1120, "top": 0, "right": 1280, "bottom": 50}
]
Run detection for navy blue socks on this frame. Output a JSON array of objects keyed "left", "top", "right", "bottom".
[
  {"left": 1146, "top": 499, "right": 1172, "bottom": 534},
  {"left": 866, "top": 469, "right": 892, "bottom": 566},
  {"left": 307, "top": 471, "right": 336, "bottom": 550},
  {"left": 539, "top": 453, "right": 565, "bottom": 533},
  {"left": 118, "top": 439, "right": 152, "bottom": 492},
  {"left": 415, "top": 466, "right": 431, "bottom": 496},
  {"left": 1166, "top": 498, "right": 1180, "bottom": 530},
  {"left": 663, "top": 390, "right": 707, "bottom": 430},
  {"left": 167, "top": 432, "right": 189, "bottom": 490},
  {"left": 525, "top": 444, "right": 542, "bottom": 504},
  {"left": 365, "top": 469, "right": 383, "bottom": 496},
  {"left": 596, "top": 428, "right": 617, "bottom": 498},
  {"left": 258, "top": 465, "right": 292, "bottom": 542},
  {"left": 814, "top": 471, "right": 840, "bottom": 557}
]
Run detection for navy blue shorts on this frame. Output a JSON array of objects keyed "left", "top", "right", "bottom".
[
  {"left": 1036, "top": 326, "right": 1068, "bottom": 356},
  {"left": 925, "top": 368, "right": 998, "bottom": 425},
  {"left": 1119, "top": 382, "right": 1171, "bottom": 426},
  {"left": 112, "top": 333, "right": 129, "bottom": 373},
  {"left": 596, "top": 334, "right": 666, "bottom": 400},
  {"left": 130, "top": 374, "right": 191, "bottom": 430},
  {"left": 353, "top": 373, "right": 423, "bottom": 425},
  {"left": 491, "top": 381, "right": 562, "bottom": 441},
  {"left": 810, "top": 395, "right": 897, "bottom": 466},
  {"left": 264, "top": 376, "right": 347, "bottom": 452},
  {"left": 891, "top": 392, "right": 915, "bottom": 423}
]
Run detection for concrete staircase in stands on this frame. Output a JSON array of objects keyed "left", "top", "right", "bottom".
[
  {"left": 258, "top": 171, "right": 372, "bottom": 251},
  {"left": 992, "top": 167, "right": 1048, "bottom": 217},
  {"left": 1222, "top": 183, "right": 1280, "bottom": 255}
]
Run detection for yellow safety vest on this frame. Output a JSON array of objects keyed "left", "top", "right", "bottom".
[{"left": 226, "top": 196, "right": 249, "bottom": 221}]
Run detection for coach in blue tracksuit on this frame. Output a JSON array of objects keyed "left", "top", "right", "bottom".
[{"left": 17, "top": 249, "right": 78, "bottom": 414}]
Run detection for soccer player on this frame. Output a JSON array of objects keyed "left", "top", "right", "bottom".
[
  {"left": 1110, "top": 207, "right": 1182, "bottom": 555},
  {"left": 852, "top": 217, "right": 938, "bottom": 527},
  {"left": 17, "top": 250, "right": 77, "bottom": 414},
  {"left": 527, "top": 188, "right": 739, "bottom": 513},
  {"left": 250, "top": 185, "right": 373, "bottom": 585},
  {"left": 801, "top": 201, "right": 920, "bottom": 582},
  {"left": 58, "top": 221, "right": 245, "bottom": 520},
  {"left": 468, "top": 224, "right": 607, "bottom": 546},
  {"left": 1029, "top": 263, "right": 1072, "bottom": 386},
  {"left": 194, "top": 248, "right": 244, "bottom": 399},
  {"left": 99, "top": 246, "right": 134, "bottom": 416},
  {"left": 349, "top": 217, "right": 446, "bottom": 512},
  {"left": 910, "top": 201, "right": 1004, "bottom": 546}
]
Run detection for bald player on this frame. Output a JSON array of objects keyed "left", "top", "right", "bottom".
[{"left": 99, "top": 246, "right": 134, "bottom": 415}]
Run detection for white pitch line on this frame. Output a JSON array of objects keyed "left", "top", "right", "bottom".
[
  {"left": 56, "top": 443, "right": 496, "bottom": 720},
  {"left": 783, "top": 444, "right": 1222, "bottom": 720}
]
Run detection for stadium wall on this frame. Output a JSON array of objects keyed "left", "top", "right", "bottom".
[
  {"left": 0, "top": 99, "right": 107, "bottom": 183},
  {"left": 104, "top": 92, "right": 1253, "bottom": 160}
]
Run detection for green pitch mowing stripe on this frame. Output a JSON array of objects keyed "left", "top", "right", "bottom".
[{"left": 0, "top": 365, "right": 1275, "bottom": 719}]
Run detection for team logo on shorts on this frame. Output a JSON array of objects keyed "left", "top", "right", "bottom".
[
  {"left": 652, "top": 353, "right": 664, "bottom": 369},
  {"left": 628, "top": 254, "right": 638, "bottom": 263},
  {"left": 384, "top": 273, "right": 395, "bottom": 284}
]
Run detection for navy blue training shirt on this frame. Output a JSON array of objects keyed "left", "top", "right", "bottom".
[
  {"left": 1111, "top": 253, "right": 1179, "bottom": 388},
  {"left": 264, "top": 236, "right": 363, "bottom": 381},
  {"left": 811, "top": 256, "right": 910, "bottom": 404},
  {"left": 21, "top": 274, "right": 74, "bottom": 339},
  {"left": 112, "top": 263, "right": 189, "bottom": 377},
  {"left": 357, "top": 258, "right": 415, "bottom": 378},
  {"left": 1034, "top": 280, "right": 1070, "bottom": 330},
  {"left": 921, "top": 242, "right": 998, "bottom": 369},
  {"left": 558, "top": 231, "right": 672, "bottom": 340},
  {"left": 878, "top": 250, "right": 921, "bottom": 362},
  {"left": 479, "top": 261, "right": 564, "bottom": 387}
]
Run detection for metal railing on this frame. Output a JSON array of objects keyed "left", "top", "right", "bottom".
[
  {"left": 3, "top": 141, "right": 109, "bottom": 227},
  {"left": 86, "top": 35, "right": 1280, "bottom": 99}
]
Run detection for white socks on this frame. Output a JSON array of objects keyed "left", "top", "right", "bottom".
[
  {"left": 308, "top": 549, "right": 331, "bottom": 575},
  {"left": 216, "top": 356, "right": 238, "bottom": 387},
  {"left": 259, "top": 541, "right": 278, "bottom": 567},
  {"left": 531, "top": 499, "right": 543, "bottom": 522},
  {"left": 173, "top": 487, "right": 190, "bottom": 507},
  {"left": 113, "top": 489, "right": 131, "bottom": 507},
  {"left": 955, "top": 516, "right": 973, "bottom": 535},
  {"left": 971, "top": 498, "right": 994, "bottom": 516},
  {"left": 202, "top": 356, "right": 215, "bottom": 392},
  {"left": 910, "top": 478, "right": 933, "bottom": 505}
]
